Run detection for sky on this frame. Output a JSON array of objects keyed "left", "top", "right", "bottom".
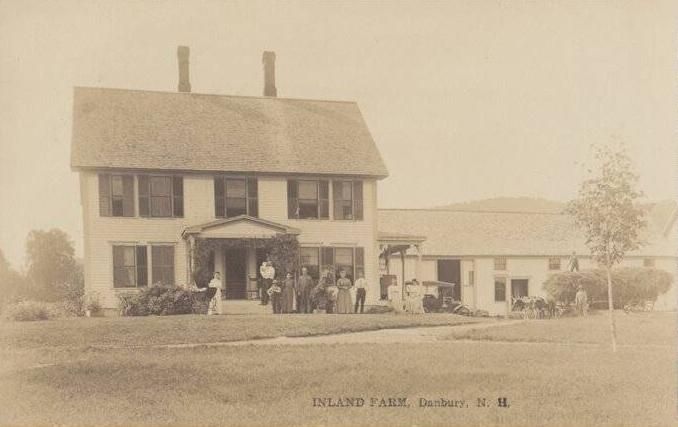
[{"left": 0, "top": 0, "right": 676, "bottom": 268}]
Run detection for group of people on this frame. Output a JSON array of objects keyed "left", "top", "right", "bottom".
[
  {"left": 387, "top": 277, "right": 425, "bottom": 314},
  {"left": 259, "top": 260, "right": 369, "bottom": 314}
]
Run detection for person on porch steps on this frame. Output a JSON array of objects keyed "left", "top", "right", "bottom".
[{"left": 207, "top": 272, "right": 223, "bottom": 315}]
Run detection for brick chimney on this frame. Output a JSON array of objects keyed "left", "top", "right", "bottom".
[
  {"left": 177, "top": 46, "right": 191, "bottom": 93},
  {"left": 262, "top": 51, "right": 277, "bottom": 97}
]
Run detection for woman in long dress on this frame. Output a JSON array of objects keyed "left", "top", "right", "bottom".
[
  {"left": 335, "top": 269, "right": 353, "bottom": 314},
  {"left": 408, "top": 279, "right": 425, "bottom": 314},
  {"left": 207, "top": 272, "right": 223, "bottom": 315},
  {"left": 281, "top": 272, "right": 295, "bottom": 313},
  {"left": 387, "top": 277, "right": 403, "bottom": 313}
]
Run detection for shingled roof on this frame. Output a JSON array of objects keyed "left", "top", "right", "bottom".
[
  {"left": 378, "top": 208, "right": 677, "bottom": 258},
  {"left": 70, "top": 87, "right": 388, "bottom": 178}
]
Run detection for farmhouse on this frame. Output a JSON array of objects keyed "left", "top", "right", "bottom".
[{"left": 70, "top": 47, "right": 677, "bottom": 315}]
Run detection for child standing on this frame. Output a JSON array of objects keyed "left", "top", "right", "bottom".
[{"left": 267, "top": 279, "right": 282, "bottom": 314}]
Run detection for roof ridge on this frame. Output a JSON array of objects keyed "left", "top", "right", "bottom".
[
  {"left": 73, "top": 86, "right": 358, "bottom": 105},
  {"left": 378, "top": 208, "right": 566, "bottom": 215}
]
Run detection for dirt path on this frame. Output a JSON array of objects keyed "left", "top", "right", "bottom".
[{"left": 160, "top": 319, "right": 524, "bottom": 348}]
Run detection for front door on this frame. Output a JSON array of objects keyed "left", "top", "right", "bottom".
[
  {"left": 224, "top": 248, "right": 247, "bottom": 299},
  {"left": 437, "top": 259, "right": 461, "bottom": 301}
]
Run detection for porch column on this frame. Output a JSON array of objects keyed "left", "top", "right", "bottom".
[
  {"left": 400, "top": 248, "right": 407, "bottom": 298},
  {"left": 415, "top": 244, "right": 422, "bottom": 281},
  {"left": 187, "top": 235, "right": 196, "bottom": 287}
]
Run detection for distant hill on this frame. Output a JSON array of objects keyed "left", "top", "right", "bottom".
[{"left": 433, "top": 197, "right": 566, "bottom": 214}]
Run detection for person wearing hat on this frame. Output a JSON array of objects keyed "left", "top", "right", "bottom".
[{"left": 575, "top": 284, "right": 588, "bottom": 316}]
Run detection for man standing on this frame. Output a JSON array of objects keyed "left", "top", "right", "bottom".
[
  {"left": 297, "top": 267, "right": 314, "bottom": 314},
  {"left": 568, "top": 251, "right": 579, "bottom": 272},
  {"left": 259, "top": 260, "right": 275, "bottom": 305},
  {"left": 575, "top": 285, "right": 588, "bottom": 316},
  {"left": 354, "top": 271, "right": 367, "bottom": 313}
]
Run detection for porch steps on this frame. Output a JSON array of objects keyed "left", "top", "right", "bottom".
[{"left": 222, "top": 300, "right": 273, "bottom": 315}]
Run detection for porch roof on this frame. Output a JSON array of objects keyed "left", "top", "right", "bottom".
[
  {"left": 377, "top": 231, "right": 427, "bottom": 245},
  {"left": 182, "top": 215, "right": 301, "bottom": 239}
]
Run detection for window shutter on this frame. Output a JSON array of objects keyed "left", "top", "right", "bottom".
[
  {"left": 319, "top": 180, "right": 329, "bottom": 219},
  {"left": 353, "top": 181, "right": 363, "bottom": 220},
  {"left": 332, "top": 181, "right": 342, "bottom": 219},
  {"left": 355, "top": 247, "right": 365, "bottom": 278},
  {"left": 172, "top": 176, "right": 184, "bottom": 217},
  {"left": 214, "top": 177, "right": 224, "bottom": 217},
  {"left": 136, "top": 246, "right": 148, "bottom": 287},
  {"left": 287, "top": 180, "right": 298, "bottom": 218},
  {"left": 122, "top": 175, "right": 134, "bottom": 217},
  {"left": 138, "top": 176, "right": 150, "bottom": 217},
  {"left": 98, "top": 174, "right": 111, "bottom": 216},
  {"left": 247, "top": 177, "right": 258, "bottom": 217}
]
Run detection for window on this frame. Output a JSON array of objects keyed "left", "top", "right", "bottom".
[
  {"left": 214, "top": 177, "right": 258, "bottom": 218},
  {"left": 288, "top": 179, "right": 329, "bottom": 219},
  {"left": 138, "top": 175, "right": 184, "bottom": 218},
  {"left": 548, "top": 257, "right": 561, "bottom": 270},
  {"left": 333, "top": 180, "right": 364, "bottom": 220},
  {"left": 494, "top": 277, "right": 506, "bottom": 302},
  {"left": 113, "top": 245, "right": 147, "bottom": 288},
  {"left": 643, "top": 258, "right": 655, "bottom": 268},
  {"left": 300, "top": 247, "right": 320, "bottom": 280},
  {"left": 494, "top": 257, "right": 507, "bottom": 270},
  {"left": 468, "top": 270, "right": 475, "bottom": 286},
  {"left": 99, "top": 174, "right": 134, "bottom": 217},
  {"left": 151, "top": 246, "right": 175, "bottom": 285},
  {"left": 306, "top": 246, "right": 364, "bottom": 283}
]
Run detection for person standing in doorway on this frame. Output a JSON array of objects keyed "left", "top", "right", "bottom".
[
  {"left": 568, "top": 251, "right": 579, "bottom": 272},
  {"left": 297, "top": 267, "right": 313, "bottom": 314},
  {"left": 207, "top": 272, "right": 223, "bottom": 315},
  {"left": 281, "top": 272, "right": 295, "bottom": 313},
  {"left": 354, "top": 271, "right": 367, "bottom": 313},
  {"left": 260, "top": 260, "right": 275, "bottom": 305}
]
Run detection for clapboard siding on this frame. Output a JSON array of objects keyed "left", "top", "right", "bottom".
[{"left": 81, "top": 171, "right": 381, "bottom": 308}]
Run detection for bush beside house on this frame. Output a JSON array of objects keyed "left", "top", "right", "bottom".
[{"left": 543, "top": 267, "right": 673, "bottom": 308}]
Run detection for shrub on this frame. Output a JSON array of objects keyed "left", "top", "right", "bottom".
[
  {"left": 2, "top": 300, "right": 61, "bottom": 321},
  {"left": 543, "top": 267, "right": 673, "bottom": 308},
  {"left": 118, "top": 285, "right": 195, "bottom": 316}
]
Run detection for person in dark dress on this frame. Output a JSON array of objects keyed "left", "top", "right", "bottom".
[
  {"left": 335, "top": 269, "right": 353, "bottom": 314},
  {"left": 281, "top": 272, "right": 295, "bottom": 313},
  {"left": 297, "top": 267, "right": 314, "bottom": 314}
]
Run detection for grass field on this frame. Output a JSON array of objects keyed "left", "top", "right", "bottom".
[{"left": 0, "top": 312, "right": 674, "bottom": 427}]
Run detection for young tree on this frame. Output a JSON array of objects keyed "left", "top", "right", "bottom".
[
  {"left": 25, "top": 229, "right": 80, "bottom": 301},
  {"left": 566, "top": 143, "right": 646, "bottom": 352}
]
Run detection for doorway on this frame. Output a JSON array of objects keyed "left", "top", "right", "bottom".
[
  {"left": 224, "top": 248, "right": 247, "bottom": 299},
  {"left": 437, "top": 259, "right": 461, "bottom": 301},
  {"left": 511, "top": 279, "right": 529, "bottom": 299}
]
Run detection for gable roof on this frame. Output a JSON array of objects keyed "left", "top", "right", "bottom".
[
  {"left": 378, "top": 208, "right": 677, "bottom": 258},
  {"left": 70, "top": 87, "right": 388, "bottom": 178},
  {"left": 182, "top": 215, "right": 300, "bottom": 238}
]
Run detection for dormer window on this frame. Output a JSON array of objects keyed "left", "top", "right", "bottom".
[{"left": 214, "top": 176, "right": 258, "bottom": 218}]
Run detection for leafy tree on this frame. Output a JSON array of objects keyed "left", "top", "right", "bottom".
[
  {"left": 265, "top": 234, "right": 300, "bottom": 278},
  {"left": 566, "top": 143, "right": 646, "bottom": 352},
  {"left": 0, "top": 248, "right": 27, "bottom": 309},
  {"left": 25, "top": 229, "right": 81, "bottom": 302}
]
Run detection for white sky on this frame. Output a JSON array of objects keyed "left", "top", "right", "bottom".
[{"left": 0, "top": 0, "right": 676, "bottom": 268}]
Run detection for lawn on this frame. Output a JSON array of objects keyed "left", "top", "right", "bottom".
[{"left": 0, "top": 312, "right": 674, "bottom": 427}]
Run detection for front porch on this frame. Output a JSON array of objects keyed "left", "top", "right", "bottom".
[{"left": 182, "top": 215, "right": 301, "bottom": 301}]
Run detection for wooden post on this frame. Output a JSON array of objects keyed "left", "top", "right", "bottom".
[{"left": 401, "top": 247, "right": 407, "bottom": 299}]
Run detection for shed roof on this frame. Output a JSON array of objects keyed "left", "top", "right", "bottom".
[
  {"left": 70, "top": 87, "right": 388, "bottom": 178},
  {"left": 378, "top": 206, "right": 677, "bottom": 258}
]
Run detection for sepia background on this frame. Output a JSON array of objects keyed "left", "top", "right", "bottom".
[{"left": 0, "top": 0, "right": 676, "bottom": 267}]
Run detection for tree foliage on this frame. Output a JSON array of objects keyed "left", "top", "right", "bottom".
[
  {"left": 266, "top": 234, "right": 300, "bottom": 277},
  {"left": 0, "top": 248, "right": 27, "bottom": 309},
  {"left": 543, "top": 267, "right": 673, "bottom": 307},
  {"left": 566, "top": 144, "right": 646, "bottom": 267},
  {"left": 25, "top": 229, "right": 82, "bottom": 302}
]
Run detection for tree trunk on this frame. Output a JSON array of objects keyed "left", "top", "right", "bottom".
[{"left": 606, "top": 266, "right": 617, "bottom": 352}]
